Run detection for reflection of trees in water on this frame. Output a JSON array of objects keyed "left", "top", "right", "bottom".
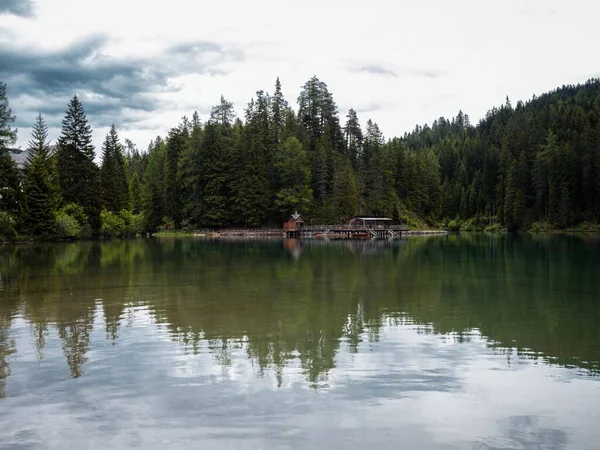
[
  {"left": 475, "top": 415, "right": 568, "bottom": 450},
  {"left": 0, "top": 234, "right": 599, "bottom": 387},
  {"left": 0, "top": 318, "right": 16, "bottom": 398}
]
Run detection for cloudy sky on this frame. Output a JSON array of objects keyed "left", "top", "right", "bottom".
[{"left": 1, "top": 0, "right": 598, "bottom": 152}]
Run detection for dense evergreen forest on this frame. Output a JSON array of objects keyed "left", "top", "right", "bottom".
[{"left": 1, "top": 76, "right": 600, "bottom": 240}]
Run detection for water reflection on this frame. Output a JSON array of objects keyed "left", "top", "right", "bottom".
[
  {"left": 0, "top": 235, "right": 599, "bottom": 390},
  {"left": 1, "top": 236, "right": 600, "bottom": 448}
]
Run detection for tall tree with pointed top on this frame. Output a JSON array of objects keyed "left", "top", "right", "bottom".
[
  {"left": 271, "top": 77, "right": 288, "bottom": 147},
  {"left": 231, "top": 91, "right": 271, "bottom": 226},
  {"left": 100, "top": 124, "right": 129, "bottom": 213},
  {"left": 163, "top": 121, "right": 188, "bottom": 228},
  {"left": 0, "top": 81, "right": 20, "bottom": 215},
  {"left": 0, "top": 82, "right": 17, "bottom": 150},
  {"left": 22, "top": 114, "right": 61, "bottom": 236},
  {"left": 343, "top": 108, "right": 362, "bottom": 170},
  {"left": 210, "top": 95, "right": 235, "bottom": 126},
  {"left": 56, "top": 95, "right": 101, "bottom": 231}
]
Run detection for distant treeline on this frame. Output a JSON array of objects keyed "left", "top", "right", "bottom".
[{"left": 1, "top": 76, "right": 600, "bottom": 240}]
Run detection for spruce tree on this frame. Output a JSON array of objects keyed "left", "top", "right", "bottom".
[
  {"left": 129, "top": 172, "right": 142, "bottom": 214},
  {"left": 142, "top": 137, "right": 166, "bottom": 232},
  {"left": 179, "top": 113, "right": 203, "bottom": 226},
  {"left": 273, "top": 136, "right": 312, "bottom": 219},
  {"left": 198, "top": 121, "right": 232, "bottom": 227},
  {"left": 271, "top": 77, "right": 288, "bottom": 147},
  {"left": 343, "top": 109, "right": 363, "bottom": 169},
  {"left": 0, "top": 82, "right": 20, "bottom": 215},
  {"left": 22, "top": 114, "right": 61, "bottom": 236},
  {"left": 100, "top": 124, "right": 129, "bottom": 213},
  {"left": 164, "top": 123, "right": 188, "bottom": 227},
  {"left": 0, "top": 82, "right": 17, "bottom": 150},
  {"left": 232, "top": 92, "right": 271, "bottom": 226},
  {"left": 56, "top": 95, "right": 101, "bottom": 231}
]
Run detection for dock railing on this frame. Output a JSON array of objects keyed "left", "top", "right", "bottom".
[{"left": 301, "top": 224, "right": 408, "bottom": 232}]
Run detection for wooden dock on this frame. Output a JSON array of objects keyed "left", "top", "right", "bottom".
[{"left": 288, "top": 224, "right": 409, "bottom": 239}]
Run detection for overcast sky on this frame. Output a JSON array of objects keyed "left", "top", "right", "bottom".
[{"left": 1, "top": 0, "right": 598, "bottom": 152}]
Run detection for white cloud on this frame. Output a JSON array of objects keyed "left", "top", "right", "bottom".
[{"left": 1, "top": 0, "right": 598, "bottom": 151}]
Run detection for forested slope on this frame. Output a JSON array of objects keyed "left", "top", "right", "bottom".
[{"left": 1, "top": 77, "right": 599, "bottom": 240}]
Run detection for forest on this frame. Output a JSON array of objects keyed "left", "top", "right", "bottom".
[{"left": 1, "top": 76, "right": 600, "bottom": 240}]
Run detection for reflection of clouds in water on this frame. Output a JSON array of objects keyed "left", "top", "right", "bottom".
[
  {"left": 475, "top": 415, "right": 569, "bottom": 450},
  {"left": 1, "top": 307, "right": 600, "bottom": 449}
]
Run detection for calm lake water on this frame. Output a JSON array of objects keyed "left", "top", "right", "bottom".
[{"left": 1, "top": 234, "right": 599, "bottom": 449}]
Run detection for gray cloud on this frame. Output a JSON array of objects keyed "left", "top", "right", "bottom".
[
  {"left": 0, "top": 0, "right": 34, "bottom": 17},
  {"left": 354, "top": 102, "right": 387, "bottom": 114},
  {"left": 355, "top": 65, "right": 398, "bottom": 78},
  {"left": 0, "top": 34, "right": 244, "bottom": 129},
  {"left": 350, "top": 63, "right": 445, "bottom": 79}
]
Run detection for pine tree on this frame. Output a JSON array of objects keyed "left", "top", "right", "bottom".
[
  {"left": 179, "top": 114, "right": 203, "bottom": 226},
  {"left": 100, "top": 124, "right": 129, "bottom": 213},
  {"left": 0, "top": 81, "right": 20, "bottom": 215},
  {"left": 343, "top": 109, "right": 362, "bottom": 169},
  {"left": 210, "top": 95, "right": 236, "bottom": 126},
  {"left": 273, "top": 136, "right": 312, "bottom": 218},
  {"left": 142, "top": 137, "right": 166, "bottom": 232},
  {"left": 163, "top": 123, "right": 188, "bottom": 228},
  {"left": 331, "top": 157, "right": 359, "bottom": 221},
  {"left": 22, "top": 114, "right": 61, "bottom": 236},
  {"left": 198, "top": 121, "right": 232, "bottom": 227},
  {"left": 271, "top": 77, "right": 288, "bottom": 147},
  {"left": 56, "top": 95, "right": 101, "bottom": 231},
  {"left": 232, "top": 94, "right": 271, "bottom": 227},
  {"left": 361, "top": 119, "right": 384, "bottom": 212},
  {"left": 129, "top": 172, "right": 142, "bottom": 214},
  {"left": 0, "top": 82, "right": 17, "bottom": 150}
]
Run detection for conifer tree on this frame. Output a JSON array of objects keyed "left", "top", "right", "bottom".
[
  {"left": 22, "top": 114, "right": 61, "bottom": 236},
  {"left": 142, "top": 137, "right": 166, "bottom": 232},
  {"left": 163, "top": 123, "right": 188, "bottom": 228},
  {"left": 232, "top": 92, "right": 271, "bottom": 226},
  {"left": 129, "top": 172, "right": 142, "bottom": 214},
  {"left": 343, "top": 109, "right": 362, "bottom": 169},
  {"left": 0, "top": 81, "right": 20, "bottom": 214},
  {"left": 274, "top": 136, "right": 312, "bottom": 219},
  {"left": 198, "top": 121, "right": 233, "bottom": 227},
  {"left": 100, "top": 124, "right": 129, "bottom": 213},
  {"left": 56, "top": 95, "right": 101, "bottom": 231},
  {"left": 179, "top": 113, "right": 203, "bottom": 226},
  {"left": 271, "top": 77, "right": 288, "bottom": 148}
]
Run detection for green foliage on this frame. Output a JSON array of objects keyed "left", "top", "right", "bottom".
[
  {"left": 0, "top": 211, "right": 17, "bottom": 241},
  {"left": 0, "top": 147, "right": 19, "bottom": 213},
  {"left": 101, "top": 209, "right": 124, "bottom": 237},
  {"left": 101, "top": 124, "right": 129, "bottom": 213},
  {"left": 100, "top": 209, "right": 143, "bottom": 238},
  {"left": 4, "top": 76, "right": 600, "bottom": 237},
  {"left": 0, "top": 81, "right": 17, "bottom": 149},
  {"left": 129, "top": 172, "right": 142, "bottom": 214},
  {"left": 0, "top": 82, "right": 20, "bottom": 214},
  {"left": 56, "top": 95, "right": 101, "bottom": 231},
  {"left": 164, "top": 124, "right": 188, "bottom": 227},
  {"left": 59, "top": 203, "right": 91, "bottom": 238},
  {"left": 274, "top": 136, "right": 313, "bottom": 219},
  {"left": 55, "top": 212, "right": 82, "bottom": 240},
  {"left": 22, "top": 114, "right": 61, "bottom": 237},
  {"left": 142, "top": 138, "right": 166, "bottom": 233}
]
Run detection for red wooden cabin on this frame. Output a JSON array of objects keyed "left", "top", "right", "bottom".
[{"left": 283, "top": 211, "right": 305, "bottom": 233}]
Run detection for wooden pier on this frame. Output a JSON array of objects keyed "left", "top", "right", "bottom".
[
  {"left": 291, "top": 224, "right": 409, "bottom": 239},
  {"left": 192, "top": 214, "right": 444, "bottom": 240}
]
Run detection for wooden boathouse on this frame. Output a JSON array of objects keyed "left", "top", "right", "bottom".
[
  {"left": 284, "top": 214, "right": 408, "bottom": 239},
  {"left": 283, "top": 211, "right": 305, "bottom": 237}
]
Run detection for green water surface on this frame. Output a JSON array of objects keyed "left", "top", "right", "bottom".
[{"left": 0, "top": 234, "right": 599, "bottom": 449}]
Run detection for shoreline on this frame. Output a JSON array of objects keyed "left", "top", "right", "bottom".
[{"left": 4, "top": 226, "right": 600, "bottom": 245}]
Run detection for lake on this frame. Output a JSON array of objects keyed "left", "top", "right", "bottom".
[{"left": 0, "top": 234, "right": 599, "bottom": 449}]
